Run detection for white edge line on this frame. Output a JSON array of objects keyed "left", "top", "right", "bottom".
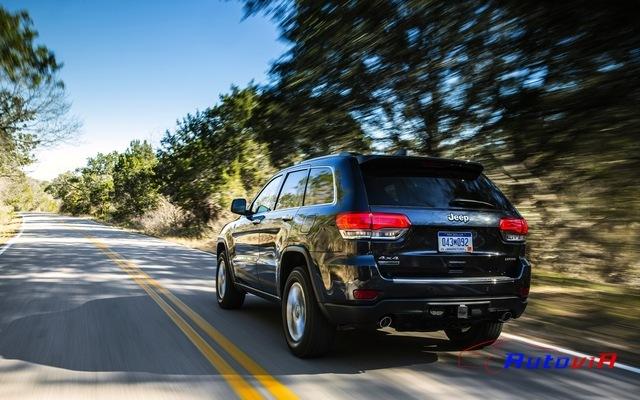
[
  {"left": 0, "top": 215, "right": 25, "bottom": 257},
  {"left": 502, "top": 332, "right": 640, "bottom": 375}
]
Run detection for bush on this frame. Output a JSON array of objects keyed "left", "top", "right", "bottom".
[
  {"left": 133, "top": 197, "right": 189, "bottom": 236},
  {"left": 0, "top": 205, "right": 14, "bottom": 226}
]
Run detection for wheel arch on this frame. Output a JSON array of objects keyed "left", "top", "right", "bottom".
[
  {"left": 216, "top": 239, "right": 239, "bottom": 283},
  {"left": 278, "top": 246, "right": 327, "bottom": 306},
  {"left": 216, "top": 240, "right": 226, "bottom": 258}
]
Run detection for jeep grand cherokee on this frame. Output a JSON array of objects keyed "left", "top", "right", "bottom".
[{"left": 216, "top": 153, "right": 530, "bottom": 357}]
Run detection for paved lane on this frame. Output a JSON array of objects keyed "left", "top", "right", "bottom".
[{"left": 0, "top": 213, "right": 637, "bottom": 399}]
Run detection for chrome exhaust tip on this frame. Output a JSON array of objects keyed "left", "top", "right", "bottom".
[
  {"left": 499, "top": 311, "right": 512, "bottom": 323},
  {"left": 378, "top": 316, "right": 393, "bottom": 328}
]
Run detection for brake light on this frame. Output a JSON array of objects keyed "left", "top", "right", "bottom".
[
  {"left": 499, "top": 217, "right": 529, "bottom": 241},
  {"left": 336, "top": 212, "right": 410, "bottom": 240}
]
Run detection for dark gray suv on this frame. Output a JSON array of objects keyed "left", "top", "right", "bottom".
[{"left": 216, "top": 153, "right": 530, "bottom": 357}]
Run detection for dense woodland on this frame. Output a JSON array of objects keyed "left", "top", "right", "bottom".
[{"left": 1, "top": 2, "right": 639, "bottom": 284}]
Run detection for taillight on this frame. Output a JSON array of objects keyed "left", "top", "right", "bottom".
[
  {"left": 336, "top": 212, "right": 410, "bottom": 240},
  {"left": 499, "top": 217, "right": 529, "bottom": 241},
  {"left": 353, "top": 289, "right": 380, "bottom": 300}
]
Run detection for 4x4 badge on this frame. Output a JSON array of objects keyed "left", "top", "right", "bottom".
[
  {"left": 447, "top": 213, "right": 470, "bottom": 223},
  {"left": 378, "top": 255, "right": 400, "bottom": 265}
]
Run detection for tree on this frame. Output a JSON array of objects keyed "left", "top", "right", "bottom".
[
  {"left": 157, "top": 86, "right": 275, "bottom": 225},
  {"left": 244, "top": 0, "right": 478, "bottom": 154},
  {"left": 81, "top": 152, "right": 118, "bottom": 218},
  {"left": 46, "top": 152, "right": 118, "bottom": 217},
  {"left": 244, "top": 0, "right": 640, "bottom": 162},
  {"left": 0, "top": 7, "right": 79, "bottom": 178},
  {"left": 46, "top": 171, "right": 90, "bottom": 215},
  {"left": 245, "top": 0, "right": 640, "bottom": 282},
  {"left": 112, "top": 140, "right": 159, "bottom": 220},
  {"left": 251, "top": 88, "right": 370, "bottom": 168}
]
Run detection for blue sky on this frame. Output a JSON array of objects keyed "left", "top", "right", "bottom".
[{"left": 2, "top": 0, "right": 286, "bottom": 180}]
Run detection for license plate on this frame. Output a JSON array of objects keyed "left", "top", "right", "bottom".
[{"left": 438, "top": 232, "right": 473, "bottom": 253}]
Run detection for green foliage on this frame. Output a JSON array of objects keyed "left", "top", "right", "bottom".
[
  {"left": 0, "top": 174, "right": 59, "bottom": 212},
  {"left": 252, "top": 90, "right": 370, "bottom": 168},
  {"left": 1, "top": 177, "right": 33, "bottom": 211},
  {"left": 1, "top": 6, "right": 77, "bottom": 176},
  {"left": 1, "top": 6, "right": 55, "bottom": 175},
  {"left": 81, "top": 152, "right": 118, "bottom": 218},
  {"left": 0, "top": 6, "right": 77, "bottom": 215},
  {"left": 246, "top": 1, "right": 640, "bottom": 160},
  {"left": 0, "top": 8, "right": 59, "bottom": 85},
  {"left": 48, "top": 142, "right": 159, "bottom": 220},
  {"left": 41, "top": 3, "right": 639, "bottom": 283},
  {"left": 47, "top": 171, "right": 90, "bottom": 215},
  {"left": 241, "top": 0, "right": 640, "bottom": 283},
  {"left": 157, "top": 86, "right": 275, "bottom": 224},
  {"left": 47, "top": 152, "right": 118, "bottom": 217},
  {"left": 113, "top": 140, "right": 159, "bottom": 220}
]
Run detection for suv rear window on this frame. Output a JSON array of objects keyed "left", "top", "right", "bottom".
[
  {"left": 304, "top": 167, "right": 335, "bottom": 205},
  {"left": 362, "top": 166, "right": 514, "bottom": 211}
]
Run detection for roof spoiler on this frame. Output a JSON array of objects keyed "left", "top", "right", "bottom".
[{"left": 357, "top": 155, "right": 484, "bottom": 178}]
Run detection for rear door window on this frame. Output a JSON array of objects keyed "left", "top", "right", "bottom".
[
  {"left": 276, "top": 169, "right": 308, "bottom": 210},
  {"left": 362, "top": 166, "right": 514, "bottom": 211},
  {"left": 304, "top": 167, "right": 335, "bottom": 205}
]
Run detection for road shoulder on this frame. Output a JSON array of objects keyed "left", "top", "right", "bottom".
[{"left": 0, "top": 212, "right": 23, "bottom": 255}]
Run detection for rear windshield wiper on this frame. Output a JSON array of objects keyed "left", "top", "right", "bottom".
[{"left": 449, "top": 198, "right": 496, "bottom": 209}]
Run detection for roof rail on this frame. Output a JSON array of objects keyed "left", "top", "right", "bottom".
[{"left": 302, "top": 151, "right": 360, "bottom": 163}]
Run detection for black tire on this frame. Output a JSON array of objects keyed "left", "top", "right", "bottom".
[
  {"left": 444, "top": 321, "right": 503, "bottom": 349},
  {"left": 282, "top": 267, "right": 335, "bottom": 358},
  {"left": 216, "top": 252, "right": 245, "bottom": 309}
]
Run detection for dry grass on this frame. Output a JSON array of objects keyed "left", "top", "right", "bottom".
[
  {"left": 128, "top": 199, "right": 233, "bottom": 254},
  {"left": 510, "top": 269, "right": 640, "bottom": 364},
  {"left": 132, "top": 197, "right": 190, "bottom": 237},
  {"left": 161, "top": 235, "right": 216, "bottom": 254},
  {"left": 0, "top": 208, "right": 21, "bottom": 246}
]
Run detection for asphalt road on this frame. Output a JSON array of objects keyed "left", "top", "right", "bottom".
[{"left": 0, "top": 213, "right": 637, "bottom": 399}]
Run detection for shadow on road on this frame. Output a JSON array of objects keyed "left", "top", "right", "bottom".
[
  {"left": 167, "top": 292, "right": 463, "bottom": 377},
  {"left": 0, "top": 292, "right": 443, "bottom": 375},
  {"left": 0, "top": 296, "right": 214, "bottom": 375}
]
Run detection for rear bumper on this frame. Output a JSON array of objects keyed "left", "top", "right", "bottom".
[
  {"left": 313, "top": 256, "right": 531, "bottom": 328},
  {"left": 323, "top": 296, "right": 527, "bottom": 328}
]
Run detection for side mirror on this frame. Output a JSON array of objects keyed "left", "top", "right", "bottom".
[{"left": 230, "top": 198, "right": 248, "bottom": 215}]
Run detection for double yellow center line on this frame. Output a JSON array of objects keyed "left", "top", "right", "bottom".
[{"left": 88, "top": 236, "right": 298, "bottom": 400}]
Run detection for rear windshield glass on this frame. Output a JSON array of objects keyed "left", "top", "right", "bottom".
[{"left": 362, "top": 167, "right": 514, "bottom": 211}]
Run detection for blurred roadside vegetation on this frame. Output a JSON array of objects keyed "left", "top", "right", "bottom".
[
  {"left": 45, "top": 1, "right": 640, "bottom": 285},
  {"left": 0, "top": 203, "right": 19, "bottom": 246},
  {"left": 510, "top": 269, "right": 640, "bottom": 364},
  {"left": 2, "top": 0, "right": 639, "bottom": 344},
  {"left": 0, "top": 7, "right": 73, "bottom": 223},
  {"left": 2, "top": 2, "right": 638, "bottom": 284}
]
